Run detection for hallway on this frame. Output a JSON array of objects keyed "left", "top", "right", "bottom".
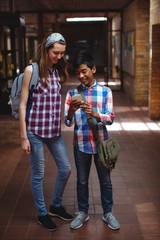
[{"left": 0, "top": 79, "right": 160, "bottom": 240}]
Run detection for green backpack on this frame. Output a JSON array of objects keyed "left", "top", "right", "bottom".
[{"left": 97, "top": 138, "right": 120, "bottom": 172}]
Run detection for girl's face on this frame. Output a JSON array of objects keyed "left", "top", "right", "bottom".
[{"left": 48, "top": 42, "right": 66, "bottom": 65}]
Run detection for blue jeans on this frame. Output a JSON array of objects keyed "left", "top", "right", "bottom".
[
  {"left": 74, "top": 146, "right": 113, "bottom": 215},
  {"left": 27, "top": 129, "right": 71, "bottom": 216}
]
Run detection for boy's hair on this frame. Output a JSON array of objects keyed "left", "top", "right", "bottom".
[{"left": 73, "top": 51, "right": 95, "bottom": 69}]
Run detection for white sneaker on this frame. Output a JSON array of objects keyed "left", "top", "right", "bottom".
[{"left": 70, "top": 211, "right": 89, "bottom": 229}]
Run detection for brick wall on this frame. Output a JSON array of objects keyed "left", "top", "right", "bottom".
[
  {"left": 135, "top": 0, "right": 150, "bottom": 105},
  {"left": 150, "top": 0, "right": 160, "bottom": 24},
  {"left": 149, "top": 0, "right": 160, "bottom": 120},
  {"left": 123, "top": 0, "right": 150, "bottom": 105}
]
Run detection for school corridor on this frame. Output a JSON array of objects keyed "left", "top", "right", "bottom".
[{"left": 0, "top": 78, "right": 160, "bottom": 240}]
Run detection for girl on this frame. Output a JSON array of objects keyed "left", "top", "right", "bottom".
[{"left": 19, "top": 33, "right": 73, "bottom": 231}]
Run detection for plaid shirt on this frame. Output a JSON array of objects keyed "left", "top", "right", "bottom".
[
  {"left": 27, "top": 68, "right": 61, "bottom": 138},
  {"left": 64, "top": 81, "right": 115, "bottom": 154}
]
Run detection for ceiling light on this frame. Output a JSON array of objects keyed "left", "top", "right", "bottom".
[{"left": 66, "top": 17, "right": 107, "bottom": 22}]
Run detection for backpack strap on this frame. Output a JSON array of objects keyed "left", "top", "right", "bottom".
[
  {"left": 77, "top": 85, "right": 99, "bottom": 141},
  {"left": 26, "top": 62, "right": 39, "bottom": 121},
  {"left": 29, "top": 62, "right": 39, "bottom": 90}
]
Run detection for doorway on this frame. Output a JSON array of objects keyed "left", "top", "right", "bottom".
[{"left": 61, "top": 16, "right": 122, "bottom": 91}]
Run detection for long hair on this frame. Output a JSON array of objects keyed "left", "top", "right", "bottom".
[{"left": 35, "top": 34, "right": 69, "bottom": 84}]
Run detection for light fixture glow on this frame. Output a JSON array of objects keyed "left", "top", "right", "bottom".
[{"left": 66, "top": 17, "right": 107, "bottom": 22}]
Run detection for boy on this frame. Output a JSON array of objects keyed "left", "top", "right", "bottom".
[{"left": 64, "top": 52, "right": 120, "bottom": 230}]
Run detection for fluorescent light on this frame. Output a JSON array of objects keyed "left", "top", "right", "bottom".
[{"left": 66, "top": 17, "right": 107, "bottom": 22}]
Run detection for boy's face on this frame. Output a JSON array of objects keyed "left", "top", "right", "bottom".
[{"left": 75, "top": 64, "right": 96, "bottom": 87}]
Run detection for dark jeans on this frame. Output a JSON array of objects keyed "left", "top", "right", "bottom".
[{"left": 74, "top": 146, "right": 113, "bottom": 214}]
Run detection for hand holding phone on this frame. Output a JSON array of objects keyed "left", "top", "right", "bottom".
[{"left": 72, "top": 94, "right": 82, "bottom": 102}]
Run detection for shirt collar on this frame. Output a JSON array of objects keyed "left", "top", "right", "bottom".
[
  {"left": 48, "top": 66, "right": 56, "bottom": 75},
  {"left": 81, "top": 80, "right": 98, "bottom": 90}
]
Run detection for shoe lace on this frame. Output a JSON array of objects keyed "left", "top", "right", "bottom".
[
  {"left": 75, "top": 211, "right": 86, "bottom": 219},
  {"left": 105, "top": 213, "right": 116, "bottom": 221}
]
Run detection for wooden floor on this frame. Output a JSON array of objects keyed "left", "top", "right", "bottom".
[{"left": 0, "top": 79, "right": 160, "bottom": 240}]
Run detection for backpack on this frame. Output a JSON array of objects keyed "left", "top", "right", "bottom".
[{"left": 9, "top": 62, "right": 39, "bottom": 119}]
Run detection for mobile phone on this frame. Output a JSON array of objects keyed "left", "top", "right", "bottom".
[{"left": 72, "top": 94, "right": 82, "bottom": 101}]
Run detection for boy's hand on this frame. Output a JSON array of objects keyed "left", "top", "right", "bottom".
[
  {"left": 67, "top": 99, "right": 82, "bottom": 121},
  {"left": 81, "top": 102, "right": 92, "bottom": 114},
  {"left": 81, "top": 102, "right": 100, "bottom": 121},
  {"left": 70, "top": 99, "right": 82, "bottom": 112}
]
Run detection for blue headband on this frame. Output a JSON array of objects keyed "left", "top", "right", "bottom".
[{"left": 45, "top": 33, "right": 66, "bottom": 48}]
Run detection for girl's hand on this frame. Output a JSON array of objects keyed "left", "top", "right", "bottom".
[{"left": 21, "top": 139, "right": 31, "bottom": 155}]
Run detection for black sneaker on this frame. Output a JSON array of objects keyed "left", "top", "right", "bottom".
[
  {"left": 49, "top": 205, "right": 74, "bottom": 221},
  {"left": 37, "top": 214, "right": 57, "bottom": 231}
]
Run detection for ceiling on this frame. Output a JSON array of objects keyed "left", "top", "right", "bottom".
[
  {"left": 0, "top": 0, "right": 134, "bottom": 35},
  {"left": 0, "top": 0, "right": 134, "bottom": 14},
  {"left": 16, "top": 0, "right": 133, "bottom": 25},
  {"left": 21, "top": 0, "right": 133, "bottom": 13}
]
